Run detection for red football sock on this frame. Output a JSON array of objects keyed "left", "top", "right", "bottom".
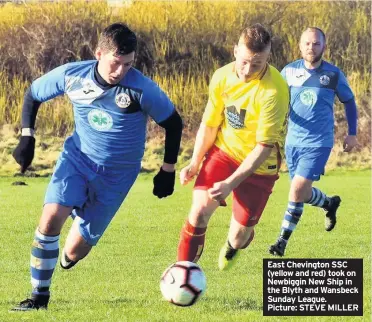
[{"left": 177, "top": 220, "right": 207, "bottom": 263}]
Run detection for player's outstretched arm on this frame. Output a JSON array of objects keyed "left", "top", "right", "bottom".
[
  {"left": 153, "top": 110, "right": 183, "bottom": 198},
  {"left": 12, "top": 88, "right": 41, "bottom": 173}
]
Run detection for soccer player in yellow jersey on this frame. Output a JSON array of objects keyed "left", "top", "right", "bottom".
[{"left": 177, "top": 23, "right": 289, "bottom": 270}]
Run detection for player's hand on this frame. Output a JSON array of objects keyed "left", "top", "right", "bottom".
[
  {"left": 343, "top": 135, "right": 357, "bottom": 152},
  {"left": 153, "top": 167, "right": 175, "bottom": 198},
  {"left": 12, "top": 136, "right": 36, "bottom": 173},
  {"left": 180, "top": 163, "right": 198, "bottom": 186},
  {"left": 208, "top": 181, "right": 231, "bottom": 207}
]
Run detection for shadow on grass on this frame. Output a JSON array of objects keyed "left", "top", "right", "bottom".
[
  {"left": 103, "top": 297, "right": 135, "bottom": 305},
  {"left": 203, "top": 296, "right": 263, "bottom": 311},
  {"left": 51, "top": 298, "right": 135, "bottom": 306},
  {"left": 2, "top": 297, "right": 134, "bottom": 308}
]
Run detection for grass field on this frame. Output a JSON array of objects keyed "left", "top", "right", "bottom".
[{"left": 0, "top": 171, "right": 370, "bottom": 321}]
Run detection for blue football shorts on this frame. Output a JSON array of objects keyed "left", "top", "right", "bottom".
[
  {"left": 285, "top": 146, "right": 332, "bottom": 181},
  {"left": 44, "top": 138, "right": 141, "bottom": 245}
]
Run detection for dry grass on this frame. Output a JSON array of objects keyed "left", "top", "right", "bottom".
[
  {"left": 0, "top": 1, "right": 370, "bottom": 174},
  {"left": 1, "top": 123, "right": 370, "bottom": 176},
  {"left": 0, "top": 124, "right": 64, "bottom": 176}
]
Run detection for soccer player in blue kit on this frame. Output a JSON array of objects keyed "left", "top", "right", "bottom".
[
  {"left": 11, "top": 23, "right": 183, "bottom": 310},
  {"left": 269, "top": 27, "right": 358, "bottom": 257}
]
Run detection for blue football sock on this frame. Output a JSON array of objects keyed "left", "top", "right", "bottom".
[
  {"left": 278, "top": 201, "right": 304, "bottom": 241},
  {"left": 307, "top": 187, "right": 331, "bottom": 208},
  {"left": 30, "top": 229, "right": 59, "bottom": 296}
]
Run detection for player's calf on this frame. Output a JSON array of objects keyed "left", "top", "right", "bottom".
[
  {"left": 60, "top": 249, "right": 78, "bottom": 269},
  {"left": 219, "top": 231, "right": 254, "bottom": 270}
]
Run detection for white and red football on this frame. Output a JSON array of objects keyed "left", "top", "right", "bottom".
[{"left": 160, "top": 261, "right": 207, "bottom": 306}]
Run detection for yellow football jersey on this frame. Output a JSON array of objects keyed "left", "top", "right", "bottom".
[{"left": 202, "top": 62, "right": 289, "bottom": 175}]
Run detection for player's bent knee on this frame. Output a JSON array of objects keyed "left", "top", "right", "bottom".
[
  {"left": 38, "top": 212, "right": 63, "bottom": 235},
  {"left": 38, "top": 223, "right": 62, "bottom": 236},
  {"left": 241, "top": 229, "right": 255, "bottom": 249},
  {"left": 189, "top": 205, "right": 214, "bottom": 227},
  {"left": 290, "top": 178, "right": 313, "bottom": 201},
  {"left": 291, "top": 176, "right": 313, "bottom": 189},
  {"left": 228, "top": 223, "right": 255, "bottom": 249},
  {"left": 39, "top": 205, "right": 72, "bottom": 235},
  {"left": 230, "top": 217, "right": 254, "bottom": 235}
]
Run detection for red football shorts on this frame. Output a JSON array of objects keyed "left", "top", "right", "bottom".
[{"left": 194, "top": 145, "right": 279, "bottom": 227}]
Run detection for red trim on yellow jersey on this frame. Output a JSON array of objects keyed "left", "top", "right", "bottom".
[{"left": 258, "top": 142, "right": 274, "bottom": 148}]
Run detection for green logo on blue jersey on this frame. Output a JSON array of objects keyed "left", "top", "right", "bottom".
[
  {"left": 300, "top": 89, "right": 317, "bottom": 107},
  {"left": 88, "top": 109, "right": 113, "bottom": 131}
]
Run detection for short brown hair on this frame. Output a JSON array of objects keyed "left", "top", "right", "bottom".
[
  {"left": 97, "top": 23, "right": 137, "bottom": 55},
  {"left": 239, "top": 23, "right": 271, "bottom": 52},
  {"left": 304, "top": 27, "right": 326, "bottom": 43}
]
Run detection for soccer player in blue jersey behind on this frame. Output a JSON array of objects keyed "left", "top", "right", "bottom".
[
  {"left": 11, "top": 23, "right": 183, "bottom": 311},
  {"left": 269, "top": 27, "right": 358, "bottom": 257}
]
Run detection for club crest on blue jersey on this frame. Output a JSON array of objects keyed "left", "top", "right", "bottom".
[
  {"left": 115, "top": 93, "right": 131, "bottom": 108},
  {"left": 319, "top": 75, "right": 330, "bottom": 86},
  {"left": 300, "top": 89, "right": 317, "bottom": 107},
  {"left": 88, "top": 109, "right": 113, "bottom": 131}
]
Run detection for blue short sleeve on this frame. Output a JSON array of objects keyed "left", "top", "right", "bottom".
[
  {"left": 140, "top": 81, "right": 175, "bottom": 124},
  {"left": 31, "top": 64, "right": 68, "bottom": 102}
]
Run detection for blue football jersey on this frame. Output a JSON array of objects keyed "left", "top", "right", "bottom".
[
  {"left": 281, "top": 59, "right": 354, "bottom": 147},
  {"left": 30, "top": 61, "right": 175, "bottom": 167}
]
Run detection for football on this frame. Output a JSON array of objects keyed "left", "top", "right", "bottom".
[{"left": 160, "top": 261, "right": 207, "bottom": 306}]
